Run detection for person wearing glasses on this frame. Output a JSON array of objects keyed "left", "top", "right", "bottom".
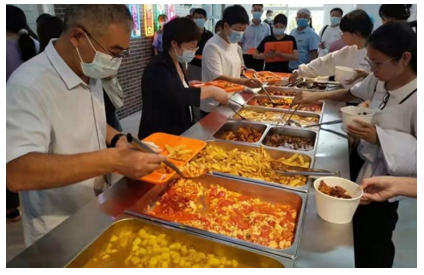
[
  {"left": 289, "top": 9, "right": 373, "bottom": 87},
  {"left": 138, "top": 17, "right": 228, "bottom": 139},
  {"left": 6, "top": 5, "right": 168, "bottom": 246},
  {"left": 293, "top": 22, "right": 416, "bottom": 267}
]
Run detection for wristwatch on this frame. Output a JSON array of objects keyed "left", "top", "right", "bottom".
[{"left": 110, "top": 133, "right": 125, "bottom": 147}]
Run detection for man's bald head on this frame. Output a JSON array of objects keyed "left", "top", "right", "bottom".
[{"left": 64, "top": 4, "right": 133, "bottom": 36}]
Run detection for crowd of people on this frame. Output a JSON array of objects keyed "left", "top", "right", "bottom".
[{"left": 6, "top": 4, "right": 417, "bottom": 268}]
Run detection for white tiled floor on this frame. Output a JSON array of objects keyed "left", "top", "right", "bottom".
[{"left": 6, "top": 111, "right": 417, "bottom": 267}]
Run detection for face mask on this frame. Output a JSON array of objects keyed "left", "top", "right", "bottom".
[
  {"left": 194, "top": 18, "right": 206, "bottom": 28},
  {"left": 273, "top": 27, "right": 286, "bottom": 36},
  {"left": 297, "top": 18, "right": 309, "bottom": 28},
  {"left": 253, "top": 11, "right": 262, "bottom": 20},
  {"left": 228, "top": 29, "right": 244, "bottom": 44},
  {"left": 174, "top": 46, "right": 196, "bottom": 63},
  {"left": 267, "top": 16, "right": 273, "bottom": 21},
  {"left": 76, "top": 34, "right": 122, "bottom": 79},
  {"left": 330, "top": 17, "right": 341, "bottom": 26}
]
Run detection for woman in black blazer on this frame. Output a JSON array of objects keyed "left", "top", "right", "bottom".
[{"left": 138, "top": 17, "right": 228, "bottom": 139}]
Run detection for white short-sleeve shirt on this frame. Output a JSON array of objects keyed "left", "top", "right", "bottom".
[
  {"left": 6, "top": 40, "right": 108, "bottom": 246},
  {"left": 200, "top": 35, "right": 241, "bottom": 112}
]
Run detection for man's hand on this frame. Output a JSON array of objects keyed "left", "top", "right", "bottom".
[
  {"left": 293, "top": 91, "right": 326, "bottom": 105},
  {"left": 360, "top": 176, "right": 400, "bottom": 203},
  {"left": 243, "top": 78, "right": 262, "bottom": 88},
  {"left": 289, "top": 71, "right": 299, "bottom": 84},
  {"left": 346, "top": 120, "right": 379, "bottom": 144}
]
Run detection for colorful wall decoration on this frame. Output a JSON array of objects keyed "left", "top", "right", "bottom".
[
  {"left": 167, "top": 4, "right": 176, "bottom": 20},
  {"left": 127, "top": 4, "right": 141, "bottom": 38},
  {"left": 143, "top": 4, "right": 155, "bottom": 37}
]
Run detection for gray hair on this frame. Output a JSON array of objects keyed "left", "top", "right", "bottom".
[{"left": 64, "top": 5, "right": 133, "bottom": 36}]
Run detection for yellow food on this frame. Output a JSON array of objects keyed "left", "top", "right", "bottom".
[
  {"left": 181, "top": 145, "right": 309, "bottom": 187},
  {"left": 233, "top": 109, "right": 319, "bottom": 126},
  {"left": 83, "top": 226, "right": 242, "bottom": 268},
  {"left": 165, "top": 145, "right": 193, "bottom": 161}
]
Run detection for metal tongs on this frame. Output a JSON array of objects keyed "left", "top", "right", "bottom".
[
  {"left": 228, "top": 99, "right": 247, "bottom": 120},
  {"left": 304, "top": 119, "right": 342, "bottom": 128},
  {"left": 253, "top": 73, "right": 276, "bottom": 105},
  {"left": 270, "top": 161, "right": 340, "bottom": 177},
  {"left": 126, "top": 134, "right": 201, "bottom": 179}
]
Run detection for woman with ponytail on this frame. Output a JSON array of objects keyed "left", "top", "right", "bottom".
[{"left": 6, "top": 5, "right": 39, "bottom": 81}]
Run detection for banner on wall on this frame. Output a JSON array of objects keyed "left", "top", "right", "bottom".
[
  {"left": 167, "top": 4, "right": 176, "bottom": 20},
  {"left": 128, "top": 4, "right": 141, "bottom": 38},
  {"left": 144, "top": 4, "right": 155, "bottom": 37}
]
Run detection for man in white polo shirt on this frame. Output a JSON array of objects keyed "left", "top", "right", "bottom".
[
  {"left": 240, "top": 4, "right": 271, "bottom": 71},
  {"left": 200, "top": 5, "right": 261, "bottom": 117},
  {"left": 6, "top": 5, "right": 166, "bottom": 246}
]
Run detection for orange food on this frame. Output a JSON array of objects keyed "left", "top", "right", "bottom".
[
  {"left": 149, "top": 179, "right": 297, "bottom": 249},
  {"left": 318, "top": 181, "right": 352, "bottom": 199},
  {"left": 218, "top": 127, "right": 263, "bottom": 143}
]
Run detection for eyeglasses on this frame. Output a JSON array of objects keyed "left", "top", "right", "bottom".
[
  {"left": 365, "top": 56, "right": 394, "bottom": 71},
  {"left": 77, "top": 25, "right": 130, "bottom": 59},
  {"left": 379, "top": 91, "right": 391, "bottom": 110}
]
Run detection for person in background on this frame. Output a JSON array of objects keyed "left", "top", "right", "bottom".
[
  {"left": 214, "top": 20, "right": 223, "bottom": 34},
  {"left": 36, "top": 13, "right": 52, "bottom": 27},
  {"left": 189, "top": 7, "right": 196, "bottom": 18},
  {"left": 138, "top": 17, "right": 228, "bottom": 139},
  {"left": 201, "top": 5, "right": 261, "bottom": 118},
  {"left": 288, "top": 8, "right": 319, "bottom": 72},
  {"left": 361, "top": 176, "right": 417, "bottom": 201},
  {"left": 6, "top": 5, "right": 40, "bottom": 223},
  {"left": 6, "top": 5, "right": 39, "bottom": 81},
  {"left": 289, "top": 9, "right": 373, "bottom": 85},
  {"left": 240, "top": 4, "right": 271, "bottom": 71},
  {"left": 152, "top": 14, "right": 168, "bottom": 56},
  {"left": 318, "top": 7, "right": 343, "bottom": 57},
  {"left": 294, "top": 22, "right": 417, "bottom": 267},
  {"left": 264, "top": 9, "right": 273, "bottom": 33},
  {"left": 254, "top": 14, "right": 298, "bottom": 73},
  {"left": 7, "top": 4, "right": 167, "bottom": 246},
  {"left": 187, "top": 8, "right": 213, "bottom": 82},
  {"left": 37, "top": 16, "right": 64, "bottom": 52},
  {"left": 329, "top": 37, "right": 346, "bottom": 53}
]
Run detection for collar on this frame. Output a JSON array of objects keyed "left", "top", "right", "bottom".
[
  {"left": 296, "top": 26, "right": 310, "bottom": 34},
  {"left": 45, "top": 39, "right": 84, "bottom": 90},
  {"left": 250, "top": 21, "right": 264, "bottom": 27},
  {"left": 388, "top": 78, "right": 417, "bottom": 103}
]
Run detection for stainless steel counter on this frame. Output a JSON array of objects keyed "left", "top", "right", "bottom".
[{"left": 7, "top": 91, "right": 354, "bottom": 268}]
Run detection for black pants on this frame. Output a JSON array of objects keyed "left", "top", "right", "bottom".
[
  {"left": 243, "top": 54, "right": 264, "bottom": 71},
  {"left": 6, "top": 188, "right": 19, "bottom": 210},
  {"left": 353, "top": 201, "right": 399, "bottom": 267}
]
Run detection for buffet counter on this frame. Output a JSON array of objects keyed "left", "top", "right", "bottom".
[{"left": 7, "top": 90, "right": 353, "bottom": 268}]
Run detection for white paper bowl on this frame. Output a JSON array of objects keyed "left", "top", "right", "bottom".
[
  {"left": 335, "top": 66, "right": 357, "bottom": 88},
  {"left": 314, "top": 177, "right": 363, "bottom": 224},
  {"left": 341, "top": 106, "right": 375, "bottom": 130}
]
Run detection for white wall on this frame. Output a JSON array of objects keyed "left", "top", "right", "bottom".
[
  {"left": 323, "top": 4, "right": 355, "bottom": 26},
  {"left": 13, "top": 4, "right": 55, "bottom": 34}
]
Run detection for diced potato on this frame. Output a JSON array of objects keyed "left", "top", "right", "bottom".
[
  {"left": 161, "top": 261, "right": 169, "bottom": 268},
  {"left": 109, "top": 235, "right": 118, "bottom": 242},
  {"left": 148, "top": 257, "right": 158, "bottom": 268},
  {"left": 208, "top": 258, "right": 221, "bottom": 267},
  {"left": 133, "top": 237, "right": 142, "bottom": 245},
  {"left": 138, "top": 247, "right": 147, "bottom": 256},
  {"left": 232, "top": 260, "right": 239, "bottom": 268}
]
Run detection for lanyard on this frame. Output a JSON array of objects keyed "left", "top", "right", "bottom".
[{"left": 374, "top": 81, "right": 417, "bottom": 110}]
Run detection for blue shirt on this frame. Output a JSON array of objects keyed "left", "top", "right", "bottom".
[
  {"left": 240, "top": 22, "right": 271, "bottom": 54},
  {"left": 288, "top": 27, "right": 319, "bottom": 70},
  {"left": 152, "top": 31, "right": 163, "bottom": 52}
]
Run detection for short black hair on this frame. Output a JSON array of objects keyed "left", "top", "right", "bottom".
[
  {"left": 158, "top": 14, "right": 167, "bottom": 21},
  {"left": 252, "top": 4, "right": 264, "bottom": 8},
  {"left": 36, "top": 13, "right": 52, "bottom": 24},
  {"left": 193, "top": 8, "right": 207, "bottom": 18},
  {"left": 162, "top": 17, "right": 200, "bottom": 52},
  {"left": 37, "top": 16, "right": 63, "bottom": 52},
  {"left": 266, "top": 10, "right": 273, "bottom": 15},
  {"left": 340, "top": 9, "right": 373, "bottom": 38},
  {"left": 222, "top": 5, "right": 249, "bottom": 27},
  {"left": 330, "top": 8, "right": 343, "bottom": 16},
  {"left": 273, "top": 14, "right": 288, "bottom": 26},
  {"left": 367, "top": 22, "right": 417, "bottom": 73},
  {"left": 379, "top": 4, "right": 412, "bottom": 21},
  {"left": 215, "top": 20, "right": 223, "bottom": 34}
]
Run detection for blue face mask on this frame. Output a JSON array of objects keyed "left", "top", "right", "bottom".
[
  {"left": 253, "top": 11, "right": 263, "bottom": 20},
  {"left": 175, "top": 47, "right": 196, "bottom": 63},
  {"left": 297, "top": 18, "right": 309, "bottom": 28},
  {"left": 330, "top": 17, "right": 341, "bottom": 26},
  {"left": 228, "top": 29, "right": 244, "bottom": 44},
  {"left": 194, "top": 18, "right": 206, "bottom": 28},
  {"left": 273, "top": 27, "right": 286, "bottom": 36}
]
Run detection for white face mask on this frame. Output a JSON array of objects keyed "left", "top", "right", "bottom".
[
  {"left": 267, "top": 16, "right": 273, "bottom": 21},
  {"left": 76, "top": 33, "right": 122, "bottom": 79}
]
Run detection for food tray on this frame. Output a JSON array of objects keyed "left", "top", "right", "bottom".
[
  {"left": 229, "top": 106, "right": 323, "bottom": 128},
  {"left": 261, "top": 126, "right": 318, "bottom": 154},
  {"left": 211, "top": 121, "right": 269, "bottom": 146},
  {"left": 125, "top": 174, "right": 307, "bottom": 259},
  {"left": 66, "top": 216, "right": 293, "bottom": 268},
  {"left": 192, "top": 80, "right": 245, "bottom": 93},
  {"left": 245, "top": 96, "right": 324, "bottom": 114},
  {"left": 141, "top": 133, "right": 206, "bottom": 184}
]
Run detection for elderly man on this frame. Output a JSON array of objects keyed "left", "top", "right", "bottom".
[{"left": 6, "top": 5, "right": 166, "bottom": 246}]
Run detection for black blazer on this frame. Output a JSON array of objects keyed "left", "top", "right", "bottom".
[{"left": 138, "top": 52, "right": 201, "bottom": 139}]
